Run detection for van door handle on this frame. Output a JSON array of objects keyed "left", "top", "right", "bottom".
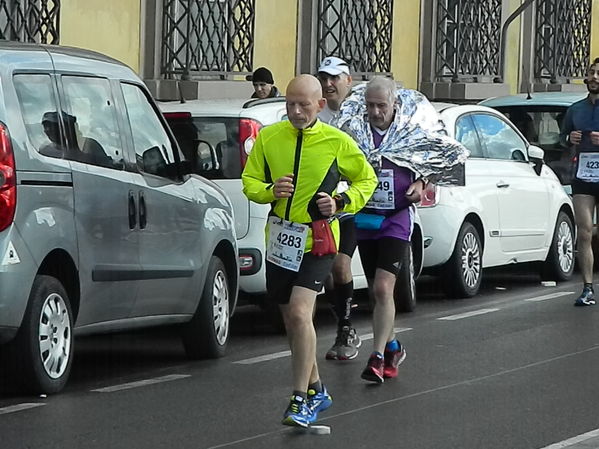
[
  {"left": 138, "top": 191, "right": 147, "bottom": 229},
  {"left": 496, "top": 181, "right": 510, "bottom": 188},
  {"left": 128, "top": 191, "right": 137, "bottom": 229}
]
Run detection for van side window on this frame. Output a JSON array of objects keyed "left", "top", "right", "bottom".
[
  {"left": 121, "top": 83, "right": 178, "bottom": 180},
  {"left": 13, "top": 74, "right": 67, "bottom": 158},
  {"left": 61, "top": 76, "right": 123, "bottom": 169}
]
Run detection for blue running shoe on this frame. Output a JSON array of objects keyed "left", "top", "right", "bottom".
[
  {"left": 574, "top": 286, "right": 595, "bottom": 306},
  {"left": 282, "top": 395, "right": 314, "bottom": 427},
  {"left": 307, "top": 385, "right": 332, "bottom": 420}
]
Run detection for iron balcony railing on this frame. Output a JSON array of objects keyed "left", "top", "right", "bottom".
[
  {"left": 0, "top": 0, "right": 60, "bottom": 44},
  {"left": 534, "top": 0, "right": 592, "bottom": 82},
  {"left": 316, "top": 0, "right": 393, "bottom": 77},
  {"left": 435, "top": 0, "right": 502, "bottom": 82},
  {"left": 161, "top": 0, "right": 255, "bottom": 79}
]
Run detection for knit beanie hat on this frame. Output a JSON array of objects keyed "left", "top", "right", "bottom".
[{"left": 249, "top": 67, "right": 274, "bottom": 84}]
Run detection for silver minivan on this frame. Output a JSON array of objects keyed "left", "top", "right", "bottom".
[{"left": 0, "top": 42, "right": 239, "bottom": 393}]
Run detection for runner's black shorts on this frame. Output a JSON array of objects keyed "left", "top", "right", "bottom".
[
  {"left": 338, "top": 215, "right": 357, "bottom": 257},
  {"left": 266, "top": 252, "right": 335, "bottom": 304},
  {"left": 358, "top": 237, "right": 410, "bottom": 278},
  {"left": 572, "top": 179, "right": 599, "bottom": 197}
]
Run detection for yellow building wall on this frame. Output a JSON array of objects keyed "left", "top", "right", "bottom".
[
  {"left": 252, "top": 0, "right": 298, "bottom": 95},
  {"left": 504, "top": 0, "right": 523, "bottom": 94},
  {"left": 592, "top": 0, "right": 599, "bottom": 60},
  {"left": 391, "top": 0, "right": 420, "bottom": 89},
  {"left": 60, "top": 0, "right": 141, "bottom": 73}
]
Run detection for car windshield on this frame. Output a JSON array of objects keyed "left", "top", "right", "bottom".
[
  {"left": 166, "top": 116, "right": 241, "bottom": 180},
  {"left": 493, "top": 105, "right": 573, "bottom": 185},
  {"left": 494, "top": 106, "right": 567, "bottom": 149}
]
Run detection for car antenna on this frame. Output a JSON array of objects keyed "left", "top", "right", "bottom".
[
  {"left": 522, "top": 63, "right": 532, "bottom": 100},
  {"left": 177, "top": 81, "right": 187, "bottom": 104}
]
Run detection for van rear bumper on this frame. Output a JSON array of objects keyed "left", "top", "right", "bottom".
[{"left": 0, "top": 326, "right": 18, "bottom": 344}]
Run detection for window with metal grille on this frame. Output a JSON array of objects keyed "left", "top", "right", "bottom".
[
  {"left": 161, "top": 0, "right": 255, "bottom": 79},
  {"left": 435, "top": 0, "right": 502, "bottom": 82},
  {"left": 0, "top": 0, "right": 60, "bottom": 44},
  {"left": 316, "top": 0, "right": 393, "bottom": 75},
  {"left": 534, "top": 0, "right": 592, "bottom": 82}
]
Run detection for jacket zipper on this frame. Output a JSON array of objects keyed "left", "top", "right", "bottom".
[{"left": 284, "top": 130, "right": 303, "bottom": 221}]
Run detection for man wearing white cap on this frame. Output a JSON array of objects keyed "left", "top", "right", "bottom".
[
  {"left": 317, "top": 56, "right": 361, "bottom": 362},
  {"left": 317, "top": 56, "right": 353, "bottom": 124}
]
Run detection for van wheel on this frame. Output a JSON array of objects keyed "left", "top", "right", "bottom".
[
  {"left": 442, "top": 222, "right": 482, "bottom": 298},
  {"left": 182, "top": 256, "right": 230, "bottom": 359},
  {"left": 11, "top": 275, "right": 74, "bottom": 394},
  {"left": 542, "top": 212, "right": 574, "bottom": 281},
  {"left": 394, "top": 242, "right": 416, "bottom": 313}
]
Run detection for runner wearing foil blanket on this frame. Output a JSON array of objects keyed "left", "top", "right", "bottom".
[{"left": 333, "top": 76, "right": 468, "bottom": 383}]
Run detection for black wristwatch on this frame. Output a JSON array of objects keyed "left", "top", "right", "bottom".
[{"left": 333, "top": 194, "right": 345, "bottom": 211}]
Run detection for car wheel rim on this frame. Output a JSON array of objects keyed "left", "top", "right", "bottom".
[
  {"left": 38, "top": 293, "right": 71, "bottom": 379},
  {"left": 408, "top": 252, "right": 415, "bottom": 298},
  {"left": 557, "top": 221, "right": 574, "bottom": 273},
  {"left": 460, "top": 232, "right": 481, "bottom": 288},
  {"left": 212, "top": 269, "right": 229, "bottom": 346}
]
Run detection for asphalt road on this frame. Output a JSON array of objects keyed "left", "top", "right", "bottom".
[{"left": 2, "top": 269, "right": 599, "bottom": 449}]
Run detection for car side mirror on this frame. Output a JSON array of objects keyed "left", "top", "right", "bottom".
[
  {"left": 528, "top": 145, "right": 544, "bottom": 161},
  {"left": 142, "top": 146, "right": 168, "bottom": 176},
  {"left": 142, "top": 146, "right": 181, "bottom": 179},
  {"left": 528, "top": 145, "right": 544, "bottom": 176}
]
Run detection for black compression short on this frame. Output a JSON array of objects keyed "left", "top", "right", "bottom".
[
  {"left": 338, "top": 215, "right": 357, "bottom": 257},
  {"left": 357, "top": 237, "right": 410, "bottom": 278},
  {"left": 266, "top": 252, "right": 335, "bottom": 304},
  {"left": 572, "top": 179, "right": 599, "bottom": 197}
]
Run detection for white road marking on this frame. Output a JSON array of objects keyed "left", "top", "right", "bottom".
[
  {"left": 210, "top": 346, "right": 599, "bottom": 449},
  {"left": 234, "top": 350, "right": 291, "bottom": 365},
  {"left": 437, "top": 308, "right": 500, "bottom": 321},
  {"left": 0, "top": 403, "right": 45, "bottom": 415},
  {"left": 539, "top": 427, "right": 599, "bottom": 448},
  {"left": 233, "top": 328, "right": 413, "bottom": 365},
  {"left": 358, "top": 327, "right": 413, "bottom": 342},
  {"left": 525, "top": 291, "right": 575, "bottom": 302},
  {"left": 91, "top": 374, "right": 190, "bottom": 393}
]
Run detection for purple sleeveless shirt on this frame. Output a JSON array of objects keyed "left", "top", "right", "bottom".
[{"left": 356, "top": 128, "right": 416, "bottom": 242}]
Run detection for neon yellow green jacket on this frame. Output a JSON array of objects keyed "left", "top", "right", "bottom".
[{"left": 242, "top": 119, "right": 377, "bottom": 252}]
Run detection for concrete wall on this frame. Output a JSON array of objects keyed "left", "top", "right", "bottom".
[{"left": 60, "top": 0, "right": 141, "bottom": 73}]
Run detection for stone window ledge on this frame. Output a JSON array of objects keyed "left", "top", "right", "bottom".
[
  {"left": 530, "top": 82, "right": 587, "bottom": 93},
  {"left": 420, "top": 81, "right": 511, "bottom": 102},
  {"left": 145, "top": 79, "right": 254, "bottom": 101}
]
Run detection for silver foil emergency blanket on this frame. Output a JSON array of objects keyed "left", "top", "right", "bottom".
[{"left": 332, "top": 84, "right": 469, "bottom": 186}]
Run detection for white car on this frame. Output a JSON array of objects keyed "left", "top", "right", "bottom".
[
  {"left": 418, "top": 103, "right": 575, "bottom": 298},
  {"left": 160, "top": 97, "right": 424, "bottom": 313}
]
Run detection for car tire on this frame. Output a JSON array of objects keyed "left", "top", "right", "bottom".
[
  {"left": 182, "top": 255, "right": 230, "bottom": 359},
  {"left": 10, "top": 275, "right": 74, "bottom": 394},
  {"left": 394, "top": 242, "right": 416, "bottom": 313},
  {"left": 442, "top": 222, "right": 482, "bottom": 298},
  {"left": 542, "top": 211, "right": 575, "bottom": 281}
]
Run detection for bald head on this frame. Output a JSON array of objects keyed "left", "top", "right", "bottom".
[
  {"left": 286, "top": 75, "right": 326, "bottom": 129},
  {"left": 286, "top": 74, "right": 323, "bottom": 100}
]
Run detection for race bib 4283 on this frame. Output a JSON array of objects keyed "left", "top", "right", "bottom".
[{"left": 266, "top": 217, "right": 309, "bottom": 272}]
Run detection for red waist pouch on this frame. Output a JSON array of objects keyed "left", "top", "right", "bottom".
[{"left": 311, "top": 219, "right": 337, "bottom": 256}]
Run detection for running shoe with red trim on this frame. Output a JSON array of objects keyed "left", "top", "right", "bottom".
[
  {"left": 360, "top": 353, "right": 385, "bottom": 383},
  {"left": 383, "top": 342, "right": 406, "bottom": 378}
]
